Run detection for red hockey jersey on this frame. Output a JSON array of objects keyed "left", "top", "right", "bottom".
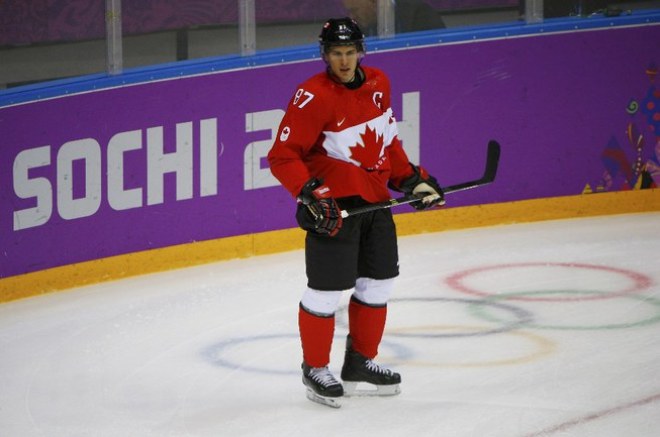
[{"left": 267, "top": 66, "right": 415, "bottom": 203}]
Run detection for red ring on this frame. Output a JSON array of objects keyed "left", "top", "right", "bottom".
[{"left": 446, "top": 262, "right": 653, "bottom": 302}]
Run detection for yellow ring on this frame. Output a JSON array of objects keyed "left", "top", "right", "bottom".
[{"left": 383, "top": 325, "right": 557, "bottom": 368}]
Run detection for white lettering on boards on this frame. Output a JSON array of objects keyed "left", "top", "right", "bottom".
[{"left": 12, "top": 118, "right": 219, "bottom": 230}]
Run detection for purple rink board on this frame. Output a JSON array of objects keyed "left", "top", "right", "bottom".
[{"left": 1, "top": 24, "right": 659, "bottom": 278}]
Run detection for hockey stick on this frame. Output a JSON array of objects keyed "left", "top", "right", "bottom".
[{"left": 341, "top": 140, "right": 501, "bottom": 218}]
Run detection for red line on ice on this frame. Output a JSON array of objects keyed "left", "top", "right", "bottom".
[{"left": 522, "top": 392, "right": 660, "bottom": 437}]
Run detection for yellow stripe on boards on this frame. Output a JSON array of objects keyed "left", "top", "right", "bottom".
[
  {"left": 0, "top": 228, "right": 304, "bottom": 303},
  {"left": 395, "top": 188, "right": 659, "bottom": 236},
  {"left": 1, "top": 189, "right": 658, "bottom": 303}
]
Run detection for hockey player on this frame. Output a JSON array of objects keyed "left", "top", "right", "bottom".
[{"left": 267, "top": 17, "right": 444, "bottom": 408}]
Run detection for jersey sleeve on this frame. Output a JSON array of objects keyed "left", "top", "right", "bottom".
[{"left": 267, "top": 81, "right": 329, "bottom": 198}]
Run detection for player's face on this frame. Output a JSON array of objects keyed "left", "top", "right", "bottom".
[{"left": 325, "top": 45, "right": 360, "bottom": 83}]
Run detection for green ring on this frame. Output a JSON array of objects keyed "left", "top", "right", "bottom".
[{"left": 468, "top": 290, "right": 660, "bottom": 330}]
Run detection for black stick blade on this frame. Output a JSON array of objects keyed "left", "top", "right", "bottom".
[{"left": 442, "top": 139, "right": 500, "bottom": 194}]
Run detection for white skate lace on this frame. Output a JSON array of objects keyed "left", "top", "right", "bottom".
[
  {"left": 310, "top": 367, "right": 340, "bottom": 387},
  {"left": 365, "top": 359, "right": 394, "bottom": 375}
]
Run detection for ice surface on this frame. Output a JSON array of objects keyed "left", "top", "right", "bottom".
[{"left": 1, "top": 212, "right": 659, "bottom": 436}]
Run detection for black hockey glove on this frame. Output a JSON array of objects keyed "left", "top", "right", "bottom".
[
  {"left": 296, "top": 178, "right": 343, "bottom": 236},
  {"left": 396, "top": 164, "right": 445, "bottom": 210}
]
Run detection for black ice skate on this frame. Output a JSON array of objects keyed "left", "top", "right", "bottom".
[
  {"left": 341, "top": 345, "right": 401, "bottom": 397},
  {"left": 302, "top": 363, "right": 344, "bottom": 408}
]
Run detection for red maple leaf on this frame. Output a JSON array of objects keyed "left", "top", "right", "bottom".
[{"left": 349, "top": 125, "right": 384, "bottom": 170}]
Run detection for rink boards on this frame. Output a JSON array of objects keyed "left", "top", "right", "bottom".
[{"left": 1, "top": 13, "right": 660, "bottom": 301}]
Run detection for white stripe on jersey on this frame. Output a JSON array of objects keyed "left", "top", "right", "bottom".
[{"left": 321, "top": 108, "right": 399, "bottom": 169}]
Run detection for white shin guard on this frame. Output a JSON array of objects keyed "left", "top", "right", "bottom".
[
  {"left": 300, "top": 287, "right": 343, "bottom": 316},
  {"left": 352, "top": 277, "right": 395, "bottom": 306}
]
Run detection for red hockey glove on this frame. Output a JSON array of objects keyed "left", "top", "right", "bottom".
[
  {"left": 296, "top": 178, "right": 343, "bottom": 236},
  {"left": 396, "top": 164, "right": 445, "bottom": 210}
]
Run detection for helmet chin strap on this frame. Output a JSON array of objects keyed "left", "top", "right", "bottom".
[
  {"left": 344, "top": 66, "right": 365, "bottom": 89},
  {"left": 326, "top": 65, "right": 364, "bottom": 89}
]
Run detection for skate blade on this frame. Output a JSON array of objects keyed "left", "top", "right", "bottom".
[
  {"left": 305, "top": 388, "right": 342, "bottom": 408},
  {"left": 343, "top": 381, "right": 401, "bottom": 397}
]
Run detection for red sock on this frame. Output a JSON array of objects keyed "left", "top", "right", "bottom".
[
  {"left": 348, "top": 296, "right": 387, "bottom": 359},
  {"left": 298, "top": 304, "right": 335, "bottom": 368}
]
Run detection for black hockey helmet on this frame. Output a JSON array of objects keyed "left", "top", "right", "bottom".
[{"left": 319, "top": 17, "right": 365, "bottom": 54}]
